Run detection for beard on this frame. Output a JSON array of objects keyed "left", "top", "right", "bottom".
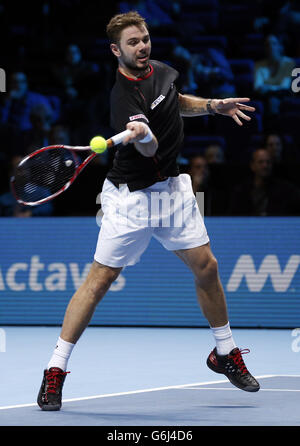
[
  {"left": 120, "top": 49, "right": 150, "bottom": 75},
  {"left": 125, "top": 59, "right": 149, "bottom": 73}
]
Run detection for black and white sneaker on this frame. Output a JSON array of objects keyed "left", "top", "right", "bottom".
[
  {"left": 37, "top": 367, "right": 69, "bottom": 411},
  {"left": 207, "top": 347, "right": 260, "bottom": 392}
]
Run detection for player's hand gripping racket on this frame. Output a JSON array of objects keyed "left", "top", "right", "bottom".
[{"left": 10, "top": 129, "right": 131, "bottom": 206}]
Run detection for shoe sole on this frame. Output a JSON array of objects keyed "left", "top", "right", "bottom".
[
  {"left": 38, "top": 405, "right": 61, "bottom": 411},
  {"left": 37, "top": 399, "right": 61, "bottom": 411},
  {"left": 37, "top": 392, "right": 62, "bottom": 411},
  {"left": 207, "top": 358, "right": 260, "bottom": 392}
]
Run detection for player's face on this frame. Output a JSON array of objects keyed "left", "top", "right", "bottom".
[{"left": 116, "top": 25, "right": 151, "bottom": 73}]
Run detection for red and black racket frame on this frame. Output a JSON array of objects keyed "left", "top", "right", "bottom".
[{"left": 10, "top": 144, "right": 97, "bottom": 206}]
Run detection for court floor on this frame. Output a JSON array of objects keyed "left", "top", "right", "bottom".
[{"left": 0, "top": 326, "right": 299, "bottom": 426}]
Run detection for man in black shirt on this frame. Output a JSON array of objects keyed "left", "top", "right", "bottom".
[
  {"left": 38, "top": 11, "right": 259, "bottom": 411},
  {"left": 108, "top": 58, "right": 184, "bottom": 190},
  {"left": 229, "top": 148, "right": 300, "bottom": 216}
]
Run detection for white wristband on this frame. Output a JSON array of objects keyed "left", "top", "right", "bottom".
[{"left": 139, "top": 126, "right": 153, "bottom": 143}]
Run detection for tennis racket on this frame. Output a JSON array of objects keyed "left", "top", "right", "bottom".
[{"left": 10, "top": 129, "right": 131, "bottom": 206}]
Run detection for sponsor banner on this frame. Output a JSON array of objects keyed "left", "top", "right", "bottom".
[{"left": 0, "top": 217, "right": 299, "bottom": 327}]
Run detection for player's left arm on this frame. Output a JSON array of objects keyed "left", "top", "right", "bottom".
[{"left": 178, "top": 93, "right": 256, "bottom": 126}]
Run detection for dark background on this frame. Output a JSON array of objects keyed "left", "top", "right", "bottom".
[{"left": 0, "top": 0, "right": 299, "bottom": 217}]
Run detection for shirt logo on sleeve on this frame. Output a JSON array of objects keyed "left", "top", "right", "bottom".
[
  {"left": 150, "top": 94, "right": 166, "bottom": 110},
  {"left": 129, "top": 114, "right": 149, "bottom": 122}
]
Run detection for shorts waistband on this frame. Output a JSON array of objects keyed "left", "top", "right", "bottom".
[{"left": 156, "top": 176, "right": 169, "bottom": 183}]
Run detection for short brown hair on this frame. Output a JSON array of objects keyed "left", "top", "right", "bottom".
[{"left": 106, "top": 11, "right": 148, "bottom": 44}]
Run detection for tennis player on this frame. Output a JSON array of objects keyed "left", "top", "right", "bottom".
[{"left": 38, "top": 11, "right": 260, "bottom": 411}]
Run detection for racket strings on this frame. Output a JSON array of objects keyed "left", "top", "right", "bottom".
[{"left": 12, "top": 148, "right": 79, "bottom": 204}]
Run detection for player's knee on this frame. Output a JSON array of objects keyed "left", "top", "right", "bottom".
[
  {"left": 86, "top": 262, "right": 121, "bottom": 299},
  {"left": 205, "top": 256, "right": 218, "bottom": 278},
  {"left": 195, "top": 255, "right": 219, "bottom": 283},
  {"left": 96, "top": 267, "right": 120, "bottom": 290}
]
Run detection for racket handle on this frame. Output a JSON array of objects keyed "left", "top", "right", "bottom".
[{"left": 107, "top": 129, "right": 132, "bottom": 147}]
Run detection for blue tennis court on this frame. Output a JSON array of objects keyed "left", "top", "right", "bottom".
[{"left": 1, "top": 326, "right": 299, "bottom": 426}]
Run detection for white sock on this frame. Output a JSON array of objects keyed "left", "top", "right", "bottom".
[
  {"left": 47, "top": 337, "right": 75, "bottom": 371},
  {"left": 210, "top": 322, "right": 236, "bottom": 356}
]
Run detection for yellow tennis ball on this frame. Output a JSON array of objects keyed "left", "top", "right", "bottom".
[{"left": 89, "top": 136, "right": 107, "bottom": 153}]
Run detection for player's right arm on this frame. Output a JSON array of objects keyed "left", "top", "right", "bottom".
[{"left": 123, "top": 120, "right": 158, "bottom": 157}]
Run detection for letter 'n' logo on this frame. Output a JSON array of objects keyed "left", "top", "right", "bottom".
[{"left": 227, "top": 255, "right": 300, "bottom": 292}]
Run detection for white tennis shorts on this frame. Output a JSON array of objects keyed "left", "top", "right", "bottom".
[{"left": 94, "top": 173, "right": 209, "bottom": 267}]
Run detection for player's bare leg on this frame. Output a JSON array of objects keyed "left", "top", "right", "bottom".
[
  {"left": 174, "top": 243, "right": 228, "bottom": 327},
  {"left": 61, "top": 261, "right": 122, "bottom": 344},
  {"left": 174, "top": 243, "right": 260, "bottom": 392},
  {"left": 38, "top": 261, "right": 122, "bottom": 410}
]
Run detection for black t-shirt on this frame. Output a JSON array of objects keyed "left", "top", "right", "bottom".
[{"left": 107, "top": 60, "right": 184, "bottom": 191}]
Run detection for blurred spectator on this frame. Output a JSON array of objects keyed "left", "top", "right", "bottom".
[
  {"left": 195, "top": 48, "right": 236, "bottom": 98},
  {"left": 204, "top": 144, "right": 225, "bottom": 164},
  {"left": 118, "top": 0, "right": 180, "bottom": 31},
  {"left": 255, "top": 1, "right": 300, "bottom": 54},
  {"left": 50, "top": 44, "right": 101, "bottom": 142},
  {"left": 17, "top": 103, "right": 54, "bottom": 156},
  {"left": 189, "top": 155, "right": 210, "bottom": 195},
  {"left": 0, "top": 156, "right": 53, "bottom": 217},
  {"left": 155, "top": 0, "right": 181, "bottom": 18},
  {"left": 228, "top": 148, "right": 300, "bottom": 216},
  {"left": 0, "top": 72, "right": 56, "bottom": 132},
  {"left": 48, "top": 124, "right": 71, "bottom": 145},
  {"left": 277, "top": 1, "right": 300, "bottom": 55},
  {"left": 278, "top": 1, "right": 300, "bottom": 31},
  {"left": 51, "top": 44, "right": 99, "bottom": 102},
  {"left": 170, "top": 44, "right": 236, "bottom": 97},
  {"left": 170, "top": 45, "right": 199, "bottom": 94},
  {"left": 0, "top": 123, "right": 21, "bottom": 164},
  {"left": 254, "top": 35, "right": 295, "bottom": 113},
  {"left": 263, "top": 132, "right": 300, "bottom": 164},
  {"left": 188, "top": 155, "right": 227, "bottom": 215},
  {"left": 263, "top": 133, "right": 283, "bottom": 163}
]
